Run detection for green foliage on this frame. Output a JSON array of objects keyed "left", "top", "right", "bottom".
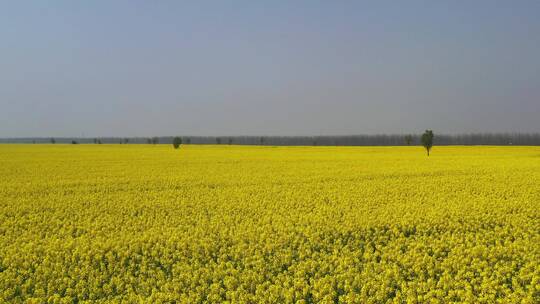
[
  {"left": 405, "top": 135, "right": 413, "bottom": 145},
  {"left": 173, "top": 137, "right": 182, "bottom": 149},
  {"left": 421, "top": 130, "right": 434, "bottom": 155}
]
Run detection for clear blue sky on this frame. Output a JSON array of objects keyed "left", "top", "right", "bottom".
[{"left": 1, "top": 1, "right": 539, "bottom": 137}]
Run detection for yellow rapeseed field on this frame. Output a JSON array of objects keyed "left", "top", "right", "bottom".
[{"left": 0, "top": 144, "right": 539, "bottom": 303}]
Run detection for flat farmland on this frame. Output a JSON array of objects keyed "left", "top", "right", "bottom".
[{"left": 0, "top": 145, "right": 539, "bottom": 303}]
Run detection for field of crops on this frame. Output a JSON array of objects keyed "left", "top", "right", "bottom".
[{"left": 0, "top": 144, "right": 539, "bottom": 303}]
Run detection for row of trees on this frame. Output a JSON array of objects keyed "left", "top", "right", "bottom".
[
  {"left": 152, "top": 133, "right": 538, "bottom": 146},
  {"left": 3, "top": 133, "right": 540, "bottom": 146},
  {"left": 43, "top": 130, "right": 509, "bottom": 157},
  {"left": 165, "top": 130, "right": 436, "bottom": 156},
  {"left": 170, "top": 130, "right": 433, "bottom": 156}
]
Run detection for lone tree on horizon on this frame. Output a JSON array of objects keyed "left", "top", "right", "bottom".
[
  {"left": 421, "top": 130, "right": 434, "bottom": 156},
  {"left": 173, "top": 136, "right": 182, "bottom": 149}
]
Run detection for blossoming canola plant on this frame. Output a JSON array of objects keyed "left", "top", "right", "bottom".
[{"left": 0, "top": 145, "right": 539, "bottom": 303}]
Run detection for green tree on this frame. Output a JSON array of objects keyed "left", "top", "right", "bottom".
[
  {"left": 50, "top": 138, "right": 56, "bottom": 144},
  {"left": 123, "top": 138, "right": 129, "bottom": 144},
  {"left": 71, "top": 140, "right": 78, "bottom": 144},
  {"left": 405, "top": 135, "right": 413, "bottom": 145},
  {"left": 228, "top": 138, "right": 233, "bottom": 145},
  {"left": 186, "top": 138, "right": 191, "bottom": 144},
  {"left": 173, "top": 137, "right": 182, "bottom": 149},
  {"left": 421, "top": 130, "right": 434, "bottom": 156},
  {"left": 151, "top": 137, "right": 159, "bottom": 145},
  {"left": 216, "top": 137, "right": 221, "bottom": 144}
]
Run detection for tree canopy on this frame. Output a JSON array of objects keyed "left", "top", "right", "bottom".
[{"left": 421, "top": 130, "right": 434, "bottom": 156}]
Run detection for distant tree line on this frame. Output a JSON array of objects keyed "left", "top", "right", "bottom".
[{"left": 2, "top": 133, "right": 540, "bottom": 146}]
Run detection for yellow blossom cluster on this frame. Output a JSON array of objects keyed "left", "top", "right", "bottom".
[{"left": 0, "top": 144, "right": 538, "bottom": 303}]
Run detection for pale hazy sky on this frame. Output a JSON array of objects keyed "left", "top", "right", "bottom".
[{"left": 1, "top": 1, "right": 539, "bottom": 137}]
